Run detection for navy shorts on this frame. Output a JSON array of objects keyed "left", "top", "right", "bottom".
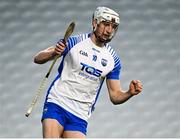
[{"left": 41, "top": 102, "right": 88, "bottom": 135}]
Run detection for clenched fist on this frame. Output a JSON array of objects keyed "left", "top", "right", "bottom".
[{"left": 129, "top": 80, "right": 143, "bottom": 96}]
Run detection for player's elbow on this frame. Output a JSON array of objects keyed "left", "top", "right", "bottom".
[
  {"left": 110, "top": 98, "right": 123, "bottom": 105},
  {"left": 34, "top": 57, "right": 38, "bottom": 63},
  {"left": 34, "top": 57, "right": 45, "bottom": 64},
  {"left": 111, "top": 101, "right": 119, "bottom": 105}
]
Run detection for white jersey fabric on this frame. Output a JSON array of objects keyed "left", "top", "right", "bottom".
[{"left": 46, "top": 33, "right": 121, "bottom": 121}]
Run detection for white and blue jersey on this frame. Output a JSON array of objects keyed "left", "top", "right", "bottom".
[{"left": 45, "top": 33, "right": 121, "bottom": 121}]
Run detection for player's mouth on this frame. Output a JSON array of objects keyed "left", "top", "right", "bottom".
[{"left": 103, "top": 34, "right": 111, "bottom": 39}]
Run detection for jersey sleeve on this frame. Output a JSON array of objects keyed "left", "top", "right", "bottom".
[
  {"left": 57, "top": 33, "right": 90, "bottom": 56},
  {"left": 106, "top": 55, "right": 121, "bottom": 80}
]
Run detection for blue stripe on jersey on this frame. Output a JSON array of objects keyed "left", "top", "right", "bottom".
[
  {"left": 89, "top": 78, "right": 105, "bottom": 114},
  {"left": 105, "top": 44, "right": 121, "bottom": 80},
  {"left": 45, "top": 74, "right": 60, "bottom": 102}
]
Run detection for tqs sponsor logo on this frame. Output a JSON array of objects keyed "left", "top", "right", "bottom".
[{"left": 80, "top": 62, "right": 102, "bottom": 77}]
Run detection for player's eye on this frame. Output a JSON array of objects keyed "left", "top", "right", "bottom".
[
  {"left": 102, "top": 21, "right": 118, "bottom": 30},
  {"left": 102, "top": 21, "right": 111, "bottom": 26},
  {"left": 112, "top": 24, "right": 118, "bottom": 30}
]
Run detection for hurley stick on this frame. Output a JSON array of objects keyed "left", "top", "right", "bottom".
[{"left": 25, "top": 22, "right": 75, "bottom": 117}]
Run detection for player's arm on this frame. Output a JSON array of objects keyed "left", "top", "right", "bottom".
[
  {"left": 34, "top": 41, "right": 66, "bottom": 64},
  {"left": 106, "top": 79, "right": 143, "bottom": 105}
]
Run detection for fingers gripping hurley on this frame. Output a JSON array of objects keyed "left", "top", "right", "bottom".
[
  {"left": 45, "top": 22, "right": 75, "bottom": 78},
  {"left": 25, "top": 22, "right": 75, "bottom": 117}
]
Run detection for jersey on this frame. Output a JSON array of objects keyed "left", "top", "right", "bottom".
[{"left": 45, "top": 33, "right": 121, "bottom": 121}]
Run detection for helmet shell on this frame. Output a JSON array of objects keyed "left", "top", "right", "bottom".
[{"left": 93, "top": 7, "right": 120, "bottom": 25}]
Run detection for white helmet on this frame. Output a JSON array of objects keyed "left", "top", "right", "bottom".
[
  {"left": 93, "top": 6, "right": 120, "bottom": 25},
  {"left": 93, "top": 7, "right": 120, "bottom": 42}
]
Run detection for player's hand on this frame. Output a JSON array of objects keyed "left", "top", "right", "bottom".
[
  {"left": 52, "top": 41, "right": 67, "bottom": 56},
  {"left": 128, "top": 80, "right": 143, "bottom": 96}
]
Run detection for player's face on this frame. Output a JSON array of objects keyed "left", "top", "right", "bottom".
[{"left": 94, "top": 20, "right": 118, "bottom": 43}]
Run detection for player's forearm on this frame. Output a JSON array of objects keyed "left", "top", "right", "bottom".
[
  {"left": 110, "top": 90, "right": 133, "bottom": 105},
  {"left": 34, "top": 48, "right": 57, "bottom": 64}
]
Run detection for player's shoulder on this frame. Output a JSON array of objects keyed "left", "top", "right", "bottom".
[
  {"left": 105, "top": 43, "right": 120, "bottom": 59},
  {"left": 65, "top": 32, "right": 91, "bottom": 50},
  {"left": 104, "top": 43, "right": 121, "bottom": 68},
  {"left": 69, "top": 32, "right": 91, "bottom": 42}
]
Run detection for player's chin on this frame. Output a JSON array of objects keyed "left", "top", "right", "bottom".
[
  {"left": 103, "top": 35, "right": 111, "bottom": 40},
  {"left": 100, "top": 37, "right": 110, "bottom": 43}
]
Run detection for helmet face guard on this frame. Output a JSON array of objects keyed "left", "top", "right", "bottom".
[{"left": 93, "top": 7, "right": 120, "bottom": 43}]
